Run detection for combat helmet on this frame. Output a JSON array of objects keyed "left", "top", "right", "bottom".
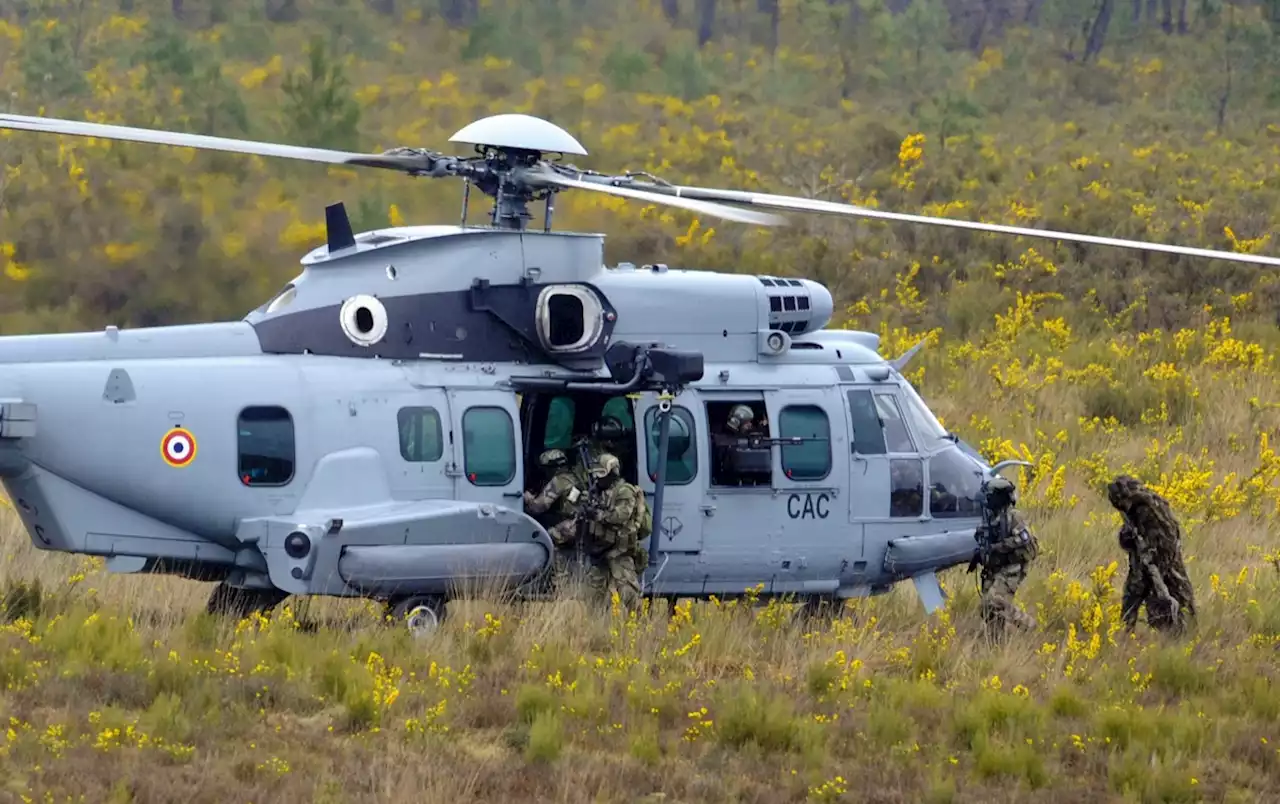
[
  {"left": 592, "top": 414, "right": 626, "bottom": 443},
  {"left": 590, "top": 452, "right": 621, "bottom": 479},
  {"left": 726, "top": 404, "right": 755, "bottom": 433},
  {"left": 984, "top": 475, "right": 1017, "bottom": 508},
  {"left": 538, "top": 448, "right": 568, "bottom": 468}
]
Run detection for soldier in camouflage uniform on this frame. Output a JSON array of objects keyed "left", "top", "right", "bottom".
[
  {"left": 971, "top": 476, "right": 1039, "bottom": 639},
  {"left": 581, "top": 452, "right": 649, "bottom": 611},
  {"left": 1107, "top": 474, "right": 1197, "bottom": 635},
  {"left": 577, "top": 415, "right": 628, "bottom": 474},
  {"left": 523, "top": 449, "right": 586, "bottom": 592}
]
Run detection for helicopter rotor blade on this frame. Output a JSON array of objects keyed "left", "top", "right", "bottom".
[
  {"left": 0, "top": 113, "right": 445, "bottom": 174},
  {"left": 619, "top": 181, "right": 1280, "bottom": 268},
  {"left": 535, "top": 169, "right": 785, "bottom": 227}
]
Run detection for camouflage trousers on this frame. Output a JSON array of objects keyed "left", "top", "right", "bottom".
[
  {"left": 586, "top": 553, "right": 642, "bottom": 611},
  {"left": 980, "top": 563, "right": 1037, "bottom": 638},
  {"left": 1122, "top": 557, "right": 1196, "bottom": 635},
  {"left": 548, "top": 521, "right": 585, "bottom": 596}
]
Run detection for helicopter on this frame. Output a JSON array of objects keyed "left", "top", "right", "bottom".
[{"left": 0, "top": 111, "right": 1276, "bottom": 636}]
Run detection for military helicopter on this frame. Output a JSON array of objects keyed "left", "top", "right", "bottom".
[{"left": 0, "top": 110, "right": 1275, "bottom": 636}]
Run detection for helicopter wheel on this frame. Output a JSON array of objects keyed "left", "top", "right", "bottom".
[
  {"left": 205, "top": 582, "right": 289, "bottom": 619},
  {"left": 387, "top": 595, "right": 447, "bottom": 638}
]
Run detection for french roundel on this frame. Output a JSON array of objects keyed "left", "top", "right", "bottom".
[{"left": 161, "top": 427, "right": 197, "bottom": 467}]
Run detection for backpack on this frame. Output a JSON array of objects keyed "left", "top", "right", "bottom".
[{"left": 632, "top": 485, "right": 652, "bottom": 543}]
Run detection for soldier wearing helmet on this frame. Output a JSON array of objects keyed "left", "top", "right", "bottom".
[
  {"left": 524, "top": 448, "right": 587, "bottom": 591},
  {"left": 570, "top": 412, "right": 630, "bottom": 487},
  {"left": 725, "top": 404, "right": 756, "bottom": 435},
  {"left": 970, "top": 475, "right": 1038, "bottom": 639},
  {"left": 581, "top": 452, "right": 647, "bottom": 610},
  {"left": 1107, "top": 473, "right": 1195, "bottom": 634}
]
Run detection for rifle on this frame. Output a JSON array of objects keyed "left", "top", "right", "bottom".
[
  {"left": 571, "top": 436, "right": 595, "bottom": 568},
  {"left": 1121, "top": 514, "right": 1180, "bottom": 617},
  {"left": 967, "top": 479, "right": 998, "bottom": 574}
]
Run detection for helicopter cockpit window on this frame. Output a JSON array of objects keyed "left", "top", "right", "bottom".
[
  {"left": 929, "top": 446, "right": 985, "bottom": 518},
  {"left": 779, "top": 405, "right": 831, "bottom": 481},
  {"left": 845, "top": 389, "right": 887, "bottom": 455},
  {"left": 463, "top": 406, "right": 516, "bottom": 486},
  {"left": 873, "top": 393, "right": 916, "bottom": 453},
  {"left": 238, "top": 406, "right": 295, "bottom": 486},
  {"left": 889, "top": 458, "right": 924, "bottom": 518},
  {"left": 899, "top": 381, "right": 951, "bottom": 452},
  {"left": 536, "top": 285, "right": 604, "bottom": 353},
  {"left": 397, "top": 406, "right": 443, "bottom": 462},
  {"left": 645, "top": 405, "right": 696, "bottom": 485},
  {"left": 706, "top": 400, "right": 770, "bottom": 487}
]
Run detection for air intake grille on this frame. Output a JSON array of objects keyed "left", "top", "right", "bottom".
[{"left": 758, "top": 275, "right": 815, "bottom": 335}]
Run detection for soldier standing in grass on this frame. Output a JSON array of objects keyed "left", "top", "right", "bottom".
[
  {"left": 970, "top": 476, "right": 1039, "bottom": 639},
  {"left": 1107, "top": 474, "right": 1197, "bottom": 635},
  {"left": 581, "top": 452, "right": 648, "bottom": 611},
  {"left": 524, "top": 449, "right": 586, "bottom": 592}
]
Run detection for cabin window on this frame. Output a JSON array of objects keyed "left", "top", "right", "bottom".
[
  {"left": 463, "top": 406, "right": 516, "bottom": 486},
  {"left": 238, "top": 406, "right": 295, "bottom": 486},
  {"left": 706, "top": 400, "right": 770, "bottom": 487},
  {"left": 397, "top": 406, "right": 443, "bottom": 462},
  {"left": 779, "top": 405, "right": 831, "bottom": 481},
  {"left": 536, "top": 285, "right": 604, "bottom": 353},
  {"left": 890, "top": 458, "right": 924, "bottom": 518},
  {"left": 873, "top": 393, "right": 916, "bottom": 453},
  {"left": 645, "top": 405, "right": 696, "bottom": 485},
  {"left": 543, "top": 396, "right": 575, "bottom": 449},
  {"left": 929, "top": 446, "right": 985, "bottom": 519},
  {"left": 845, "top": 389, "right": 887, "bottom": 455}
]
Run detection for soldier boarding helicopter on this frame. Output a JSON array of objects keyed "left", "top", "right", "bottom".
[{"left": 0, "top": 110, "right": 1275, "bottom": 636}]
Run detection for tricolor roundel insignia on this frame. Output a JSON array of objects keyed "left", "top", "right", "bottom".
[{"left": 161, "top": 426, "right": 197, "bottom": 468}]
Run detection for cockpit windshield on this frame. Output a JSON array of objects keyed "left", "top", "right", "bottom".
[
  {"left": 898, "top": 380, "right": 951, "bottom": 452},
  {"left": 929, "top": 444, "right": 986, "bottom": 518}
]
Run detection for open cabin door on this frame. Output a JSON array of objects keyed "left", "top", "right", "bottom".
[
  {"left": 447, "top": 388, "right": 525, "bottom": 509},
  {"left": 635, "top": 392, "right": 705, "bottom": 554}
]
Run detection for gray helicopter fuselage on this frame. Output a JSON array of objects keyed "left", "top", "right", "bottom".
[{"left": 0, "top": 224, "right": 987, "bottom": 604}]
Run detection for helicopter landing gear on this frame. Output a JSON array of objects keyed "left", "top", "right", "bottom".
[
  {"left": 384, "top": 595, "right": 448, "bottom": 637},
  {"left": 205, "top": 582, "right": 289, "bottom": 619}
]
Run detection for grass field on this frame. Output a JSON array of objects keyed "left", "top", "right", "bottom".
[{"left": 4, "top": 477, "right": 1280, "bottom": 803}]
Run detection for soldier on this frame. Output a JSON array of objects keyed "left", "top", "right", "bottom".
[
  {"left": 569, "top": 413, "right": 627, "bottom": 486},
  {"left": 969, "top": 476, "right": 1039, "bottom": 639},
  {"left": 523, "top": 449, "right": 586, "bottom": 591},
  {"left": 1107, "top": 474, "right": 1196, "bottom": 635},
  {"left": 581, "top": 452, "right": 649, "bottom": 611}
]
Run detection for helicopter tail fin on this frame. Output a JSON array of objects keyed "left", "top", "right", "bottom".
[{"left": 911, "top": 570, "right": 947, "bottom": 614}]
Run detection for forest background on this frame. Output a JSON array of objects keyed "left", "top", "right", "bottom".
[{"left": 2, "top": 0, "right": 1280, "bottom": 802}]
